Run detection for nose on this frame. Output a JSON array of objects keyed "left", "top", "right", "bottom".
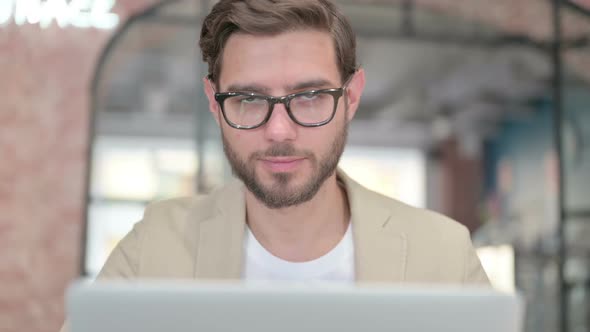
[{"left": 263, "top": 102, "right": 298, "bottom": 142}]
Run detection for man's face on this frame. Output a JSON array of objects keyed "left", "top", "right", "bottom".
[{"left": 205, "top": 30, "right": 364, "bottom": 209}]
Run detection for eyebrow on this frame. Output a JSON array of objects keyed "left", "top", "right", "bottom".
[
  {"left": 224, "top": 79, "right": 338, "bottom": 95},
  {"left": 225, "top": 83, "right": 270, "bottom": 94},
  {"left": 287, "top": 79, "right": 336, "bottom": 91}
]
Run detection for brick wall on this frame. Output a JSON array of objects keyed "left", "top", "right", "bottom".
[{"left": 0, "top": 1, "right": 156, "bottom": 331}]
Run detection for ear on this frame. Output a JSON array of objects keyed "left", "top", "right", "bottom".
[
  {"left": 344, "top": 68, "right": 366, "bottom": 122},
  {"left": 203, "top": 76, "right": 221, "bottom": 126}
]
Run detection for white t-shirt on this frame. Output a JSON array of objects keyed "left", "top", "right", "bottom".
[{"left": 243, "top": 223, "right": 355, "bottom": 283}]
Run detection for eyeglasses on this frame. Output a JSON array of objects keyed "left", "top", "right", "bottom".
[{"left": 213, "top": 80, "right": 350, "bottom": 130}]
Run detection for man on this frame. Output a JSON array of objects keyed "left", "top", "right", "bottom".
[
  {"left": 60, "top": 1, "right": 489, "bottom": 329},
  {"left": 95, "top": 0, "right": 489, "bottom": 284}
]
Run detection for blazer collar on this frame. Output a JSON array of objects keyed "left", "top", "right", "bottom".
[
  {"left": 189, "top": 178, "right": 246, "bottom": 280},
  {"left": 189, "top": 169, "right": 407, "bottom": 282},
  {"left": 339, "top": 170, "right": 407, "bottom": 283}
]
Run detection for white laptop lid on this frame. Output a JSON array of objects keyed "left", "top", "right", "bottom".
[{"left": 67, "top": 280, "right": 524, "bottom": 332}]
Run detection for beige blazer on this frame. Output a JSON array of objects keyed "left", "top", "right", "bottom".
[
  {"left": 95, "top": 170, "right": 490, "bottom": 284},
  {"left": 60, "top": 170, "right": 489, "bottom": 332}
]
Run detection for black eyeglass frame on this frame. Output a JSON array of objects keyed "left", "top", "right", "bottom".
[{"left": 212, "top": 79, "right": 352, "bottom": 130}]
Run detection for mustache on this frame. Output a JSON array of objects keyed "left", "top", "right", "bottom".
[{"left": 251, "top": 143, "right": 313, "bottom": 159}]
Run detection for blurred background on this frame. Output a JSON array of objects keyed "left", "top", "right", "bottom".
[{"left": 1, "top": 0, "right": 589, "bottom": 331}]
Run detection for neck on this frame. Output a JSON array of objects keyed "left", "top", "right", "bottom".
[{"left": 245, "top": 173, "right": 350, "bottom": 262}]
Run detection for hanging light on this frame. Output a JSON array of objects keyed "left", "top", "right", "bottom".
[{"left": 0, "top": 0, "right": 119, "bottom": 30}]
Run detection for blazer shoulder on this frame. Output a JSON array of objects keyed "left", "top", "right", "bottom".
[
  {"left": 384, "top": 196, "right": 489, "bottom": 285},
  {"left": 138, "top": 179, "right": 242, "bottom": 233},
  {"left": 136, "top": 196, "right": 210, "bottom": 243},
  {"left": 142, "top": 196, "right": 200, "bottom": 227},
  {"left": 361, "top": 187, "right": 470, "bottom": 241},
  {"left": 397, "top": 201, "right": 468, "bottom": 236}
]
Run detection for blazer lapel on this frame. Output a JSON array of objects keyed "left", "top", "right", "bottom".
[
  {"left": 189, "top": 179, "right": 246, "bottom": 280},
  {"left": 188, "top": 170, "right": 408, "bottom": 282},
  {"left": 339, "top": 170, "right": 408, "bottom": 283}
]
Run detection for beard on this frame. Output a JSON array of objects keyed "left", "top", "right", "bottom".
[{"left": 222, "top": 123, "right": 348, "bottom": 209}]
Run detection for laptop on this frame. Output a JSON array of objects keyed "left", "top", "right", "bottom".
[{"left": 67, "top": 280, "right": 524, "bottom": 332}]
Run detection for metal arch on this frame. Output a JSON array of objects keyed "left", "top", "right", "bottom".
[
  {"left": 549, "top": 0, "right": 590, "bottom": 331},
  {"left": 80, "top": 0, "right": 188, "bottom": 277},
  {"left": 564, "top": 0, "right": 590, "bottom": 18},
  {"left": 550, "top": 0, "right": 567, "bottom": 331}
]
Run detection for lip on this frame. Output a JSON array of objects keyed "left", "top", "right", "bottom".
[{"left": 260, "top": 157, "right": 305, "bottom": 172}]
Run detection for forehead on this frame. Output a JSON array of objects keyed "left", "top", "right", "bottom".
[{"left": 218, "top": 30, "right": 341, "bottom": 92}]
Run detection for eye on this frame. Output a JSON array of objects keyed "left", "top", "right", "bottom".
[
  {"left": 239, "top": 96, "right": 260, "bottom": 103},
  {"left": 300, "top": 93, "right": 318, "bottom": 101}
]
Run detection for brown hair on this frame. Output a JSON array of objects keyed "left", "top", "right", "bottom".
[{"left": 199, "top": 0, "right": 357, "bottom": 85}]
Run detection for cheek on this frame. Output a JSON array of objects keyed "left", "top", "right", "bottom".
[
  {"left": 303, "top": 126, "right": 338, "bottom": 152},
  {"left": 224, "top": 127, "right": 259, "bottom": 153},
  {"left": 323, "top": 119, "right": 347, "bottom": 150}
]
